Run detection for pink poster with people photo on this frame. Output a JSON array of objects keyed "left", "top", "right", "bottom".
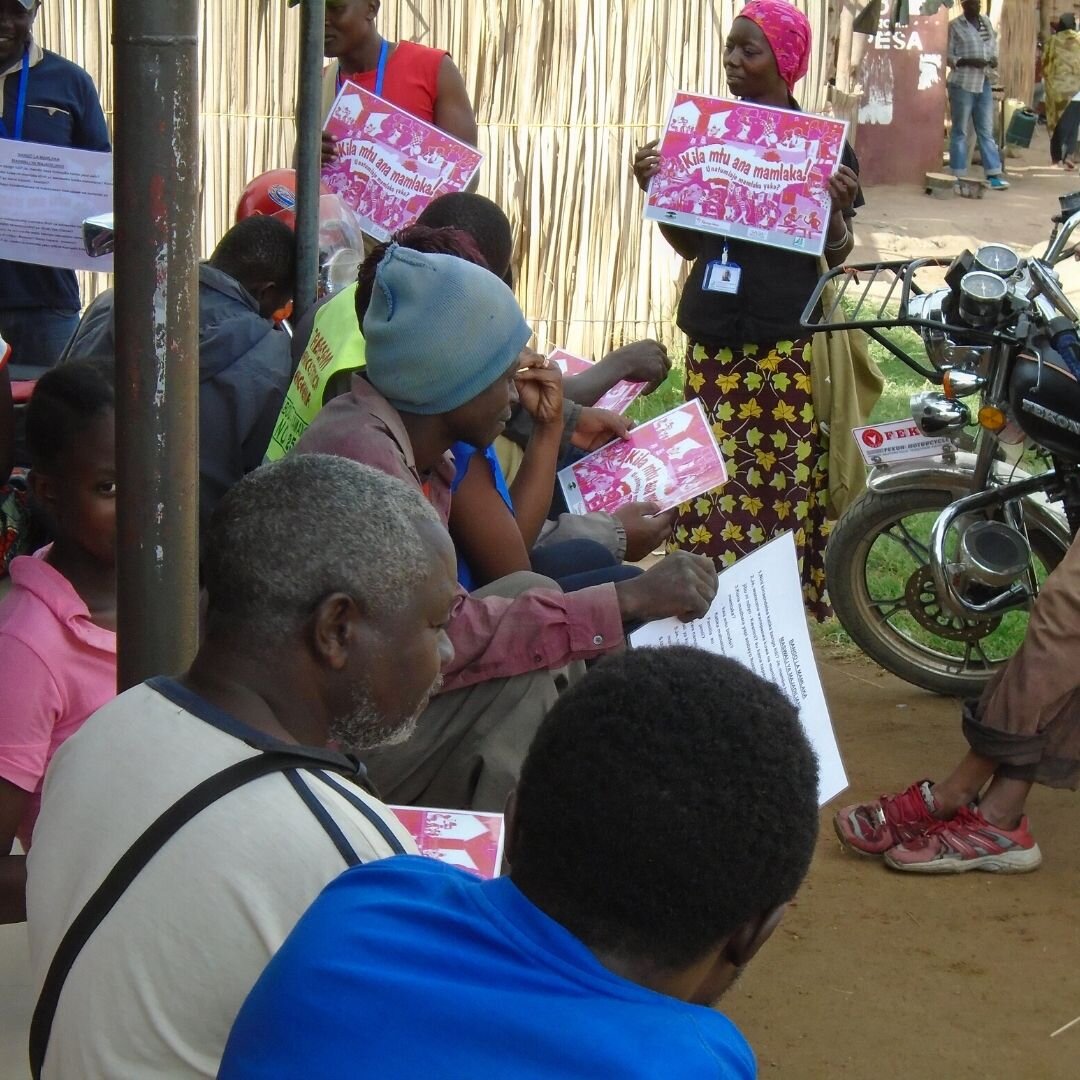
[
  {"left": 322, "top": 82, "right": 483, "bottom": 242},
  {"left": 559, "top": 399, "right": 728, "bottom": 516},
  {"left": 644, "top": 92, "right": 848, "bottom": 257},
  {"left": 390, "top": 807, "right": 505, "bottom": 880},
  {"left": 548, "top": 348, "right": 647, "bottom": 416}
]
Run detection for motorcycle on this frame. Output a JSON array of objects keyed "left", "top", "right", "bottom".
[{"left": 801, "top": 195, "right": 1080, "bottom": 697}]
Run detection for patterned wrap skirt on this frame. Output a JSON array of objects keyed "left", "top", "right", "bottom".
[{"left": 669, "top": 336, "right": 832, "bottom": 622}]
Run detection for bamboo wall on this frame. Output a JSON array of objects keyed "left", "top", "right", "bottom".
[
  {"left": 998, "top": 0, "right": 1038, "bottom": 107},
  {"left": 41, "top": 0, "right": 833, "bottom": 358}
]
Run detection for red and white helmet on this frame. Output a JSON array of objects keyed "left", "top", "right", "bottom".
[
  {"left": 236, "top": 169, "right": 365, "bottom": 296},
  {"left": 236, "top": 169, "right": 327, "bottom": 229}
]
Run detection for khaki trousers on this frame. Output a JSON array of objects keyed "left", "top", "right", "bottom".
[
  {"left": 362, "top": 572, "right": 568, "bottom": 811},
  {"left": 964, "top": 533, "right": 1080, "bottom": 789}
]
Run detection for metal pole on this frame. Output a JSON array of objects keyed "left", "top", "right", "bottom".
[
  {"left": 294, "top": 0, "right": 326, "bottom": 320},
  {"left": 112, "top": 0, "right": 201, "bottom": 689}
]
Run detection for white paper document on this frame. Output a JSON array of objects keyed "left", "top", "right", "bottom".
[
  {"left": 629, "top": 532, "right": 847, "bottom": 805},
  {"left": 0, "top": 140, "right": 113, "bottom": 272}
]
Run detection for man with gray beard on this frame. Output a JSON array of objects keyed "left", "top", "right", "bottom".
[{"left": 25, "top": 454, "right": 458, "bottom": 1080}]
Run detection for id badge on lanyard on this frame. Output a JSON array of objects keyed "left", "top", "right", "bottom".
[
  {"left": 0, "top": 50, "right": 31, "bottom": 142},
  {"left": 337, "top": 40, "right": 389, "bottom": 98},
  {"left": 703, "top": 243, "right": 742, "bottom": 296}
]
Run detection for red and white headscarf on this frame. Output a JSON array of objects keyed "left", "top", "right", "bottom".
[{"left": 737, "top": 0, "right": 812, "bottom": 93}]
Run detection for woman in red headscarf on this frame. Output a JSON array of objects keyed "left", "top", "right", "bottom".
[{"left": 633, "top": 0, "right": 862, "bottom": 620}]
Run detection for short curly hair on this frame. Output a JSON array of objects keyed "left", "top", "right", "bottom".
[
  {"left": 511, "top": 646, "right": 820, "bottom": 971},
  {"left": 210, "top": 215, "right": 296, "bottom": 297},
  {"left": 26, "top": 356, "right": 115, "bottom": 473},
  {"left": 417, "top": 192, "right": 514, "bottom": 285}
]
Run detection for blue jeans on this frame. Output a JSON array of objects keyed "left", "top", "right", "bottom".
[
  {"left": 948, "top": 81, "right": 1003, "bottom": 178},
  {"left": 0, "top": 307, "right": 80, "bottom": 382},
  {"left": 529, "top": 539, "right": 642, "bottom": 593}
]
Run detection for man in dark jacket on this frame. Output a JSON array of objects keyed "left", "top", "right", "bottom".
[{"left": 62, "top": 216, "right": 297, "bottom": 534}]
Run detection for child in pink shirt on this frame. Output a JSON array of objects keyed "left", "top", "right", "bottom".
[{"left": 0, "top": 359, "right": 117, "bottom": 923}]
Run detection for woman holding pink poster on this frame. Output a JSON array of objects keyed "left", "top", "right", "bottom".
[{"left": 633, "top": 0, "right": 862, "bottom": 620}]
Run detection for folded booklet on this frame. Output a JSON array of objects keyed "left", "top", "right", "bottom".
[
  {"left": 558, "top": 399, "right": 727, "bottom": 516},
  {"left": 548, "top": 348, "right": 647, "bottom": 416},
  {"left": 644, "top": 91, "right": 848, "bottom": 258},
  {"left": 322, "top": 82, "right": 483, "bottom": 242}
]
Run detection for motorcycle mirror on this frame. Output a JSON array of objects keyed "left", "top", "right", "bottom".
[
  {"left": 82, "top": 213, "right": 115, "bottom": 258},
  {"left": 1057, "top": 190, "right": 1080, "bottom": 222}
]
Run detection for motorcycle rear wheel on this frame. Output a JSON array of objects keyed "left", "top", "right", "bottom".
[{"left": 826, "top": 488, "right": 1068, "bottom": 697}]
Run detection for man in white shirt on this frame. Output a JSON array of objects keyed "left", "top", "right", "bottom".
[
  {"left": 25, "top": 454, "right": 457, "bottom": 1078},
  {"left": 946, "top": 0, "right": 1009, "bottom": 190}
]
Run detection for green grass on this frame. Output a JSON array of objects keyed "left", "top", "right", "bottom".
[
  {"left": 626, "top": 365, "right": 685, "bottom": 424},
  {"left": 865, "top": 328, "right": 930, "bottom": 426}
]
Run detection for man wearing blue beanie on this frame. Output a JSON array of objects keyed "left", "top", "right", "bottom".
[
  {"left": 363, "top": 243, "right": 530, "bottom": 419},
  {"left": 296, "top": 236, "right": 718, "bottom": 812}
]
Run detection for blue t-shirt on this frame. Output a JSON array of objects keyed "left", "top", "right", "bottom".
[
  {"left": 1, "top": 47, "right": 111, "bottom": 312},
  {"left": 220, "top": 857, "right": 756, "bottom": 1079},
  {"left": 449, "top": 441, "right": 515, "bottom": 592}
]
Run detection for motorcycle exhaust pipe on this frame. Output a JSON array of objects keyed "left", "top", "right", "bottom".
[
  {"left": 955, "top": 520, "right": 1031, "bottom": 588},
  {"left": 929, "top": 474, "right": 1054, "bottom": 619}
]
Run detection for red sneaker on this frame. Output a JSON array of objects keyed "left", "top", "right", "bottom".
[
  {"left": 833, "top": 780, "right": 938, "bottom": 856},
  {"left": 884, "top": 806, "right": 1042, "bottom": 874}
]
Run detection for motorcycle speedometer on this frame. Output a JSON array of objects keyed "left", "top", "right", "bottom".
[
  {"left": 959, "top": 271, "right": 1008, "bottom": 327},
  {"left": 973, "top": 243, "right": 1020, "bottom": 277}
]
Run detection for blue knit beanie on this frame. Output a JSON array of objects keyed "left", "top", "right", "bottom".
[{"left": 363, "top": 244, "right": 532, "bottom": 415}]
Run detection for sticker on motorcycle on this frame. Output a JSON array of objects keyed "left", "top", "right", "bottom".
[{"left": 852, "top": 419, "right": 951, "bottom": 465}]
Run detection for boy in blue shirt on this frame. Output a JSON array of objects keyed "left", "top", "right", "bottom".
[
  {"left": 0, "top": 0, "right": 110, "bottom": 379},
  {"left": 220, "top": 646, "right": 820, "bottom": 1078}
]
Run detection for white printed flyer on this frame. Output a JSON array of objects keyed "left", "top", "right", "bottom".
[
  {"left": 0, "top": 141, "right": 112, "bottom": 272},
  {"left": 629, "top": 532, "right": 848, "bottom": 805}
]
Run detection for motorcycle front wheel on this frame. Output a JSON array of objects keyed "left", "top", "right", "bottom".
[{"left": 825, "top": 488, "right": 1068, "bottom": 697}]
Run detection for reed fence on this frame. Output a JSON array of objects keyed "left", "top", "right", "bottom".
[{"left": 42, "top": 0, "right": 833, "bottom": 358}]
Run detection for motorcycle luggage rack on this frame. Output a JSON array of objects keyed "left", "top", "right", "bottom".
[{"left": 801, "top": 257, "right": 992, "bottom": 382}]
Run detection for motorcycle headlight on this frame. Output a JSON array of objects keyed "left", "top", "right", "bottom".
[
  {"left": 907, "top": 288, "right": 952, "bottom": 369},
  {"left": 911, "top": 390, "right": 970, "bottom": 437}
]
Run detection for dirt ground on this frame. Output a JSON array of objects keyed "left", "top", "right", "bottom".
[
  {"left": 852, "top": 127, "right": 1080, "bottom": 264},
  {"left": 1, "top": 135, "right": 1078, "bottom": 1079},
  {"left": 724, "top": 653, "right": 1080, "bottom": 1079}
]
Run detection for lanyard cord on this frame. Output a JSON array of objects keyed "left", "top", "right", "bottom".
[
  {"left": 336, "top": 39, "right": 389, "bottom": 98},
  {"left": 0, "top": 48, "right": 31, "bottom": 141}
]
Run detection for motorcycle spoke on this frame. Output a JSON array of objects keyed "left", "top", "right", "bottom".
[
  {"left": 961, "top": 638, "right": 993, "bottom": 671},
  {"left": 867, "top": 596, "right": 907, "bottom": 621},
  {"left": 880, "top": 520, "right": 932, "bottom": 565}
]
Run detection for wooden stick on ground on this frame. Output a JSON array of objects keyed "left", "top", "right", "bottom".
[{"left": 1050, "top": 1014, "right": 1080, "bottom": 1039}]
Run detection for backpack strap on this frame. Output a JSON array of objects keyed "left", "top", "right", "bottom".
[{"left": 29, "top": 745, "right": 368, "bottom": 1079}]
